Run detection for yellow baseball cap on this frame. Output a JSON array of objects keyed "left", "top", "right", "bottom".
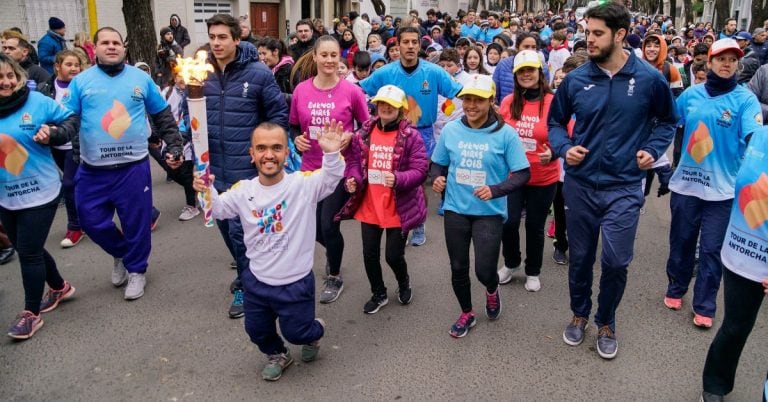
[
  {"left": 513, "top": 50, "right": 542, "bottom": 73},
  {"left": 371, "top": 85, "right": 409, "bottom": 111},
  {"left": 457, "top": 74, "right": 496, "bottom": 99}
]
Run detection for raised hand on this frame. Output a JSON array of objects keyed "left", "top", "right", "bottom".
[{"left": 317, "top": 119, "right": 344, "bottom": 154}]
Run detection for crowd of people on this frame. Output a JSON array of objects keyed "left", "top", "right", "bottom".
[{"left": 1, "top": 2, "right": 767, "bottom": 398}]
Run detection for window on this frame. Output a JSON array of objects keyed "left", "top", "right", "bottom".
[
  {"left": 21, "top": 0, "right": 86, "bottom": 44},
  {"left": 193, "top": 1, "right": 233, "bottom": 40}
]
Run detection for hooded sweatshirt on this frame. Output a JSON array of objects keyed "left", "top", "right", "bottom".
[
  {"left": 642, "top": 34, "right": 683, "bottom": 96},
  {"left": 169, "top": 14, "right": 191, "bottom": 51}
]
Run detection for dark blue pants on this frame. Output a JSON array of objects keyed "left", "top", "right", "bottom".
[
  {"left": 702, "top": 268, "right": 766, "bottom": 396},
  {"left": 0, "top": 197, "right": 64, "bottom": 314},
  {"left": 75, "top": 160, "right": 152, "bottom": 273},
  {"left": 242, "top": 269, "right": 324, "bottom": 355},
  {"left": 444, "top": 211, "right": 503, "bottom": 313},
  {"left": 665, "top": 192, "right": 731, "bottom": 317},
  {"left": 51, "top": 148, "right": 80, "bottom": 231},
  {"left": 216, "top": 216, "right": 247, "bottom": 289},
  {"left": 564, "top": 178, "right": 643, "bottom": 332}
]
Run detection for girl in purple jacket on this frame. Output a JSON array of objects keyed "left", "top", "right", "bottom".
[{"left": 336, "top": 85, "right": 428, "bottom": 314}]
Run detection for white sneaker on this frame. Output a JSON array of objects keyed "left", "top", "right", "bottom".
[
  {"left": 112, "top": 258, "right": 128, "bottom": 287},
  {"left": 497, "top": 265, "right": 519, "bottom": 285},
  {"left": 525, "top": 275, "right": 541, "bottom": 292},
  {"left": 124, "top": 273, "right": 146, "bottom": 300},
  {"left": 178, "top": 206, "right": 200, "bottom": 221}
]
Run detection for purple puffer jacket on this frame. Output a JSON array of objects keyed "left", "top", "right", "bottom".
[{"left": 335, "top": 117, "right": 428, "bottom": 233}]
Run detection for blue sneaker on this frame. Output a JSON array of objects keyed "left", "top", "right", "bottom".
[
  {"left": 449, "top": 311, "right": 476, "bottom": 338},
  {"left": 563, "top": 316, "right": 588, "bottom": 346},
  {"left": 485, "top": 289, "right": 502, "bottom": 320},
  {"left": 229, "top": 289, "right": 244, "bottom": 319},
  {"left": 596, "top": 325, "right": 618, "bottom": 359},
  {"left": 410, "top": 224, "right": 426, "bottom": 246}
]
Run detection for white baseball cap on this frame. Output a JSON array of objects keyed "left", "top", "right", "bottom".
[
  {"left": 708, "top": 38, "right": 744, "bottom": 59},
  {"left": 513, "top": 50, "right": 542, "bottom": 73},
  {"left": 371, "top": 85, "right": 409, "bottom": 111},
  {"left": 457, "top": 74, "right": 496, "bottom": 99}
]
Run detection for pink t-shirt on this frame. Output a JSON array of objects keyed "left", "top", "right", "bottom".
[{"left": 290, "top": 78, "right": 370, "bottom": 171}]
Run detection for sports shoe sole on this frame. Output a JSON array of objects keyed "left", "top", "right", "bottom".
[
  {"left": 8, "top": 319, "right": 44, "bottom": 340},
  {"left": 596, "top": 339, "right": 618, "bottom": 359},
  {"left": 262, "top": 357, "right": 294, "bottom": 381},
  {"left": 112, "top": 272, "right": 128, "bottom": 287},
  {"left": 319, "top": 283, "right": 344, "bottom": 304},
  {"left": 40, "top": 285, "right": 76, "bottom": 313},
  {"left": 397, "top": 290, "right": 412, "bottom": 305},
  {"left": 664, "top": 297, "right": 682, "bottom": 310},
  {"left": 449, "top": 319, "right": 476, "bottom": 338},
  {"left": 562, "top": 325, "right": 587, "bottom": 346},
  {"left": 364, "top": 298, "right": 388, "bottom": 314}
]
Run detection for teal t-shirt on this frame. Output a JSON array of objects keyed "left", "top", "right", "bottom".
[
  {"left": 721, "top": 127, "right": 768, "bottom": 283},
  {"left": 64, "top": 65, "right": 168, "bottom": 166},
  {"left": 669, "top": 84, "right": 763, "bottom": 201},
  {"left": 359, "top": 60, "right": 462, "bottom": 128},
  {"left": 0, "top": 92, "right": 72, "bottom": 210},
  {"left": 432, "top": 119, "right": 529, "bottom": 221}
]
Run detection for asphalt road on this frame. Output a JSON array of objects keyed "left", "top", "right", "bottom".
[{"left": 1, "top": 164, "right": 766, "bottom": 401}]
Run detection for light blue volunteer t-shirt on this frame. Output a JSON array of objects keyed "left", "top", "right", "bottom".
[
  {"left": 432, "top": 119, "right": 529, "bottom": 221},
  {"left": 359, "top": 60, "right": 462, "bottom": 129},
  {"left": 0, "top": 91, "right": 72, "bottom": 210},
  {"left": 721, "top": 128, "right": 768, "bottom": 283},
  {"left": 669, "top": 84, "right": 763, "bottom": 201},
  {"left": 64, "top": 65, "right": 168, "bottom": 166}
]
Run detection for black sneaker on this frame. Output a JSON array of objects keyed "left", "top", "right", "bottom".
[
  {"left": 563, "top": 316, "right": 588, "bottom": 346},
  {"left": 363, "top": 293, "right": 388, "bottom": 314},
  {"left": 699, "top": 391, "right": 724, "bottom": 402},
  {"left": 397, "top": 286, "right": 412, "bottom": 305},
  {"left": 552, "top": 247, "right": 568, "bottom": 265},
  {"left": 596, "top": 325, "right": 618, "bottom": 359},
  {"left": 228, "top": 289, "right": 245, "bottom": 319}
]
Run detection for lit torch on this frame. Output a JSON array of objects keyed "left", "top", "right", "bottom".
[{"left": 177, "top": 51, "right": 215, "bottom": 227}]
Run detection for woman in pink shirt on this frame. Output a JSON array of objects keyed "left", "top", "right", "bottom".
[{"left": 290, "top": 35, "right": 369, "bottom": 304}]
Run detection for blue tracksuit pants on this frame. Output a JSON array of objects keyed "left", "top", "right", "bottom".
[
  {"left": 242, "top": 269, "right": 324, "bottom": 356},
  {"left": 564, "top": 178, "right": 644, "bottom": 332},
  {"left": 665, "top": 192, "right": 731, "bottom": 317},
  {"left": 75, "top": 160, "right": 152, "bottom": 273}
]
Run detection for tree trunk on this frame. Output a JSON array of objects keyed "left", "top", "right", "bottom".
[
  {"left": 669, "top": 0, "right": 676, "bottom": 21},
  {"left": 713, "top": 0, "right": 730, "bottom": 29},
  {"left": 122, "top": 0, "right": 157, "bottom": 68},
  {"left": 750, "top": 0, "right": 768, "bottom": 31},
  {"left": 682, "top": 0, "right": 694, "bottom": 25}
]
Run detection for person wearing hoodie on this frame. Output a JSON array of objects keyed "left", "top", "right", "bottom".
[
  {"left": 169, "top": 14, "right": 191, "bottom": 54},
  {"left": 642, "top": 34, "right": 684, "bottom": 97},
  {"left": 155, "top": 27, "right": 183, "bottom": 87},
  {"left": 37, "top": 17, "right": 67, "bottom": 75},
  {"left": 257, "top": 37, "right": 294, "bottom": 94}
]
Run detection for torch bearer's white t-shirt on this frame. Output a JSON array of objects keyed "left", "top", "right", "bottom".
[{"left": 209, "top": 152, "right": 345, "bottom": 286}]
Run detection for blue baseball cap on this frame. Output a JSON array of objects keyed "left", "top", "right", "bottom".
[{"left": 734, "top": 31, "right": 752, "bottom": 41}]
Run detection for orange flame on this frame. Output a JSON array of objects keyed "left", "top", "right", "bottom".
[{"left": 175, "top": 51, "right": 214, "bottom": 86}]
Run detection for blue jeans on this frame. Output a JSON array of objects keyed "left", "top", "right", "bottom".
[
  {"left": 665, "top": 192, "right": 731, "bottom": 317},
  {"left": 0, "top": 197, "right": 64, "bottom": 314},
  {"left": 444, "top": 211, "right": 503, "bottom": 312},
  {"left": 564, "top": 178, "right": 643, "bottom": 332},
  {"left": 242, "top": 269, "right": 324, "bottom": 355}
]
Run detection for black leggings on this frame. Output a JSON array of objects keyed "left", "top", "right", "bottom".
[
  {"left": 444, "top": 211, "right": 503, "bottom": 313},
  {"left": 502, "top": 184, "right": 556, "bottom": 276},
  {"left": 702, "top": 268, "right": 766, "bottom": 396},
  {"left": 361, "top": 222, "right": 408, "bottom": 295},
  {"left": 315, "top": 180, "right": 350, "bottom": 276},
  {"left": 0, "top": 197, "right": 64, "bottom": 314}
]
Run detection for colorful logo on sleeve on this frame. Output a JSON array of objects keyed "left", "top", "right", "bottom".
[
  {"left": 441, "top": 99, "right": 455, "bottom": 116},
  {"left": 738, "top": 173, "right": 768, "bottom": 229},
  {"left": 100, "top": 100, "right": 131, "bottom": 139},
  {"left": 0, "top": 134, "right": 29, "bottom": 176},
  {"left": 686, "top": 121, "right": 714, "bottom": 164},
  {"left": 253, "top": 200, "right": 288, "bottom": 234}
]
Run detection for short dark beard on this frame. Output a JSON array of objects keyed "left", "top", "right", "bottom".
[{"left": 589, "top": 40, "right": 615, "bottom": 64}]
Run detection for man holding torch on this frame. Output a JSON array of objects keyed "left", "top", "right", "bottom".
[
  {"left": 64, "top": 27, "right": 184, "bottom": 300},
  {"left": 202, "top": 14, "right": 289, "bottom": 319}
]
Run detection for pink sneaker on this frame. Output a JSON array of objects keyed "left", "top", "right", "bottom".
[
  {"left": 664, "top": 296, "right": 682, "bottom": 310},
  {"left": 693, "top": 313, "right": 713, "bottom": 328},
  {"left": 546, "top": 220, "right": 555, "bottom": 238}
]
